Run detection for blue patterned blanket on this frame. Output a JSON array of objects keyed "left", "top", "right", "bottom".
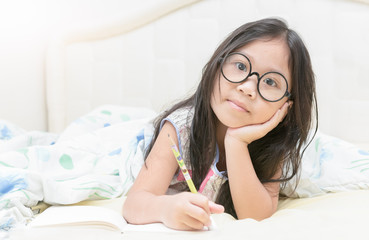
[{"left": 0, "top": 105, "right": 155, "bottom": 232}]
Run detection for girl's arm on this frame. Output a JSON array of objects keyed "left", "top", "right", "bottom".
[
  {"left": 224, "top": 102, "right": 290, "bottom": 220},
  {"left": 123, "top": 121, "right": 224, "bottom": 230}
]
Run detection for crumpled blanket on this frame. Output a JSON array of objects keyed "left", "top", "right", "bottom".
[
  {"left": 0, "top": 105, "right": 156, "bottom": 232},
  {"left": 282, "top": 130, "right": 369, "bottom": 198}
]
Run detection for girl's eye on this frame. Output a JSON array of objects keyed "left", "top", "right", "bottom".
[
  {"left": 263, "top": 78, "right": 277, "bottom": 87},
  {"left": 235, "top": 62, "right": 247, "bottom": 72}
]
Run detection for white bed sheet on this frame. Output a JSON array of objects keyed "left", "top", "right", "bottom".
[{"left": 9, "top": 190, "right": 369, "bottom": 240}]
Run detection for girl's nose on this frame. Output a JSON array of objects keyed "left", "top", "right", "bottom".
[{"left": 236, "top": 75, "right": 258, "bottom": 99}]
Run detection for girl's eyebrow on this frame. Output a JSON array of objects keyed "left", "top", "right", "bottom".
[{"left": 239, "top": 50, "right": 254, "bottom": 62}]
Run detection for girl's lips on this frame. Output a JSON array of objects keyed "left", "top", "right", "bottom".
[{"left": 227, "top": 100, "right": 249, "bottom": 112}]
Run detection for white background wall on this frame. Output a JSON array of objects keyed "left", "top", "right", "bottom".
[
  {"left": 0, "top": 0, "right": 368, "bottom": 148},
  {"left": 0, "top": 0, "right": 153, "bottom": 131}
]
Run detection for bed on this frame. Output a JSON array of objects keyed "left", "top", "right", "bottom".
[{"left": 2, "top": 0, "right": 369, "bottom": 239}]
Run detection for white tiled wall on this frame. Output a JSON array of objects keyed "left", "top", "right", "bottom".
[{"left": 48, "top": 0, "right": 369, "bottom": 147}]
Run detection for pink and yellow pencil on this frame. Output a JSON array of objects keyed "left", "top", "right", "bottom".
[
  {"left": 168, "top": 134, "right": 197, "bottom": 193},
  {"left": 167, "top": 134, "right": 217, "bottom": 230}
]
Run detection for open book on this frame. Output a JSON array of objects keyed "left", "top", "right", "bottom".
[{"left": 28, "top": 205, "right": 179, "bottom": 233}]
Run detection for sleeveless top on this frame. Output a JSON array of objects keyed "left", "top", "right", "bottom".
[{"left": 160, "top": 106, "right": 227, "bottom": 202}]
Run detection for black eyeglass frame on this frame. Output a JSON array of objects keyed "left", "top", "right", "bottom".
[{"left": 220, "top": 52, "right": 291, "bottom": 102}]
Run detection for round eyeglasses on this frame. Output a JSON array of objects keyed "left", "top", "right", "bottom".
[{"left": 220, "top": 52, "right": 291, "bottom": 102}]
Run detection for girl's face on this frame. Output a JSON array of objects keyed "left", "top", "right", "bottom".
[{"left": 210, "top": 38, "right": 292, "bottom": 129}]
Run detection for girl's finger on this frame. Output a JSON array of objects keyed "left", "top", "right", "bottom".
[
  {"left": 278, "top": 102, "right": 290, "bottom": 122},
  {"left": 185, "top": 202, "right": 212, "bottom": 227},
  {"left": 181, "top": 214, "right": 207, "bottom": 230},
  {"left": 269, "top": 102, "right": 289, "bottom": 126},
  {"left": 188, "top": 194, "right": 211, "bottom": 215},
  {"left": 208, "top": 201, "right": 225, "bottom": 214}
]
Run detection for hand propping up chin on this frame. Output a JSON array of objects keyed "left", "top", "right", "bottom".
[{"left": 225, "top": 101, "right": 291, "bottom": 145}]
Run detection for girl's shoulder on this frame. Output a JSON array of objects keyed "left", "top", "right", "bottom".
[
  {"left": 160, "top": 106, "right": 194, "bottom": 166},
  {"left": 162, "top": 106, "right": 194, "bottom": 130}
]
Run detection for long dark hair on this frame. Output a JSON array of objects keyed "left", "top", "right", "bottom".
[{"left": 145, "top": 18, "right": 318, "bottom": 218}]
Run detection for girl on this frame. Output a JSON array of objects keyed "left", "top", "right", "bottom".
[{"left": 123, "top": 18, "right": 317, "bottom": 230}]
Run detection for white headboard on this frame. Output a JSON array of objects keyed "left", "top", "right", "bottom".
[{"left": 46, "top": 0, "right": 369, "bottom": 148}]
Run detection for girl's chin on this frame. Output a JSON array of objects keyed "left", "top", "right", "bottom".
[
  {"left": 216, "top": 112, "right": 269, "bottom": 128},
  {"left": 220, "top": 120, "right": 251, "bottom": 129},
  {"left": 221, "top": 118, "right": 268, "bottom": 129}
]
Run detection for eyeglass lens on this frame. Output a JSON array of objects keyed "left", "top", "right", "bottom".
[{"left": 221, "top": 53, "right": 288, "bottom": 102}]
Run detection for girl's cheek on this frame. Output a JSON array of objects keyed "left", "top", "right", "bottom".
[{"left": 259, "top": 107, "right": 279, "bottom": 123}]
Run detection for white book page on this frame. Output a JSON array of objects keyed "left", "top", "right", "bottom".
[
  {"left": 29, "top": 206, "right": 126, "bottom": 231},
  {"left": 28, "top": 205, "right": 180, "bottom": 233}
]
